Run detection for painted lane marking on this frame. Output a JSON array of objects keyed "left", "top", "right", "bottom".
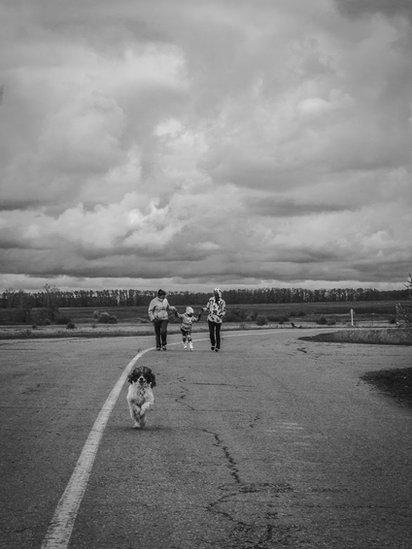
[
  {"left": 41, "top": 328, "right": 294, "bottom": 548},
  {"left": 41, "top": 347, "right": 154, "bottom": 549}
]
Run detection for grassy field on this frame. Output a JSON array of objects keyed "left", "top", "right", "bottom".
[
  {"left": 0, "top": 300, "right": 406, "bottom": 341},
  {"left": 52, "top": 299, "right": 400, "bottom": 324}
]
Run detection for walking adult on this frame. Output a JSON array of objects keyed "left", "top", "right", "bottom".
[
  {"left": 148, "top": 289, "right": 173, "bottom": 351},
  {"left": 202, "top": 288, "right": 226, "bottom": 352}
]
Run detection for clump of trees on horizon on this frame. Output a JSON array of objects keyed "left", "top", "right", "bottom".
[{"left": 0, "top": 286, "right": 409, "bottom": 311}]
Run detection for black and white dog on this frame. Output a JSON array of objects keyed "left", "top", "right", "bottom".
[{"left": 127, "top": 366, "right": 156, "bottom": 429}]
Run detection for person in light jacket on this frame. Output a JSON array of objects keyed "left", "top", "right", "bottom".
[
  {"left": 201, "top": 288, "right": 226, "bottom": 352},
  {"left": 148, "top": 289, "right": 173, "bottom": 351}
]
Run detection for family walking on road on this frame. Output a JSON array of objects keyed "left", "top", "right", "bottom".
[{"left": 147, "top": 288, "right": 226, "bottom": 352}]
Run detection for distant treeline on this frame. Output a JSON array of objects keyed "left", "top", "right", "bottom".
[{"left": 0, "top": 287, "right": 409, "bottom": 309}]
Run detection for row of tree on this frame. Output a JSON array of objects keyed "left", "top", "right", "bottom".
[{"left": 0, "top": 286, "right": 409, "bottom": 309}]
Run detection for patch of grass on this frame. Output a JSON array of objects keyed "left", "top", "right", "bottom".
[
  {"left": 300, "top": 328, "right": 412, "bottom": 346},
  {"left": 256, "top": 315, "right": 268, "bottom": 326},
  {"left": 0, "top": 322, "right": 284, "bottom": 340},
  {"left": 361, "top": 367, "right": 412, "bottom": 407}
]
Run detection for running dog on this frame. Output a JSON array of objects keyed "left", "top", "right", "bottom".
[{"left": 127, "top": 366, "right": 156, "bottom": 429}]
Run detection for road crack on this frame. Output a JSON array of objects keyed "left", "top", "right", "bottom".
[{"left": 202, "top": 428, "right": 241, "bottom": 484}]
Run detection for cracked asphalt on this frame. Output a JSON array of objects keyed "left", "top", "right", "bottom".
[{"left": 0, "top": 329, "right": 411, "bottom": 548}]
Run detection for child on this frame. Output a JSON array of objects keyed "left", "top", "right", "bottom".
[{"left": 174, "top": 306, "right": 201, "bottom": 350}]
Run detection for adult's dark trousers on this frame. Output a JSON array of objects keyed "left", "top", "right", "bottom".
[
  {"left": 208, "top": 320, "right": 222, "bottom": 349},
  {"left": 153, "top": 319, "right": 168, "bottom": 348}
]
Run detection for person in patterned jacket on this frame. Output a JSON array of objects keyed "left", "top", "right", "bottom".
[{"left": 201, "top": 288, "right": 226, "bottom": 352}]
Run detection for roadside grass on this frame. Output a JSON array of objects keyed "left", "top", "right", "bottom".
[
  {"left": 360, "top": 367, "right": 412, "bottom": 407},
  {"left": 0, "top": 322, "right": 277, "bottom": 340},
  {"left": 300, "top": 328, "right": 412, "bottom": 346},
  {"left": 0, "top": 321, "right": 397, "bottom": 340}
]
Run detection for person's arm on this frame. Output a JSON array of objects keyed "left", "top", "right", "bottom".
[
  {"left": 148, "top": 299, "right": 156, "bottom": 321},
  {"left": 219, "top": 300, "right": 226, "bottom": 319}
]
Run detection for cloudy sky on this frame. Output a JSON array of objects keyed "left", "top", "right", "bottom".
[{"left": 1, "top": 0, "right": 411, "bottom": 292}]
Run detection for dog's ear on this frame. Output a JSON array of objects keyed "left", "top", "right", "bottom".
[
  {"left": 148, "top": 371, "right": 156, "bottom": 387},
  {"left": 127, "top": 368, "right": 139, "bottom": 384}
]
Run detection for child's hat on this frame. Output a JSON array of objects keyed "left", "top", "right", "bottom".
[{"left": 185, "top": 306, "right": 194, "bottom": 314}]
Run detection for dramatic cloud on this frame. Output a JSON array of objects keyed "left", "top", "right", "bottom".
[{"left": 0, "top": 0, "right": 411, "bottom": 291}]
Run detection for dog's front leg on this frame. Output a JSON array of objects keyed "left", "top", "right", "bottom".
[
  {"left": 140, "top": 402, "right": 151, "bottom": 416},
  {"left": 127, "top": 401, "right": 135, "bottom": 422},
  {"left": 140, "top": 390, "right": 154, "bottom": 416},
  {"left": 128, "top": 401, "right": 141, "bottom": 428}
]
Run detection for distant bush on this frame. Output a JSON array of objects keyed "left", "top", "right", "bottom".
[
  {"left": 66, "top": 321, "right": 76, "bottom": 329},
  {"left": 267, "top": 314, "right": 289, "bottom": 323},
  {"left": 0, "top": 308, "right": 28, "bottom": 324},
  {"left": 225, "top": 308, "right": 248, "bottom": 322},
  {"left": 56, "top": 316, "right": 72, "bottom": 325},
  {"left": 31, "top": 308, "right": 55, "bottom": 325},
  {"left": 247, "top": 311, "right": 258, "bottom": 321},
  {"left": 256, "top": 315, "right": 268, "bottom": 326},
  {"left": 317, "top": 316, "right": 328, "bottom": 325},
  {"left": 98, "top": 312, "right": 118, "bottom": 324},
  {"left": 290, "top": 310, "right": 306, "bottom": 317}
]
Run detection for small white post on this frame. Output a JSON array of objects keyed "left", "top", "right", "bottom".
[{"left": 350, "top": 308, "right": 355, "bottom": 327}]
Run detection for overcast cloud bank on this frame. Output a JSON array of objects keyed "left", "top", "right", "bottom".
[{"left": 1, "top": 0, "right": 411, "bottom": 291}]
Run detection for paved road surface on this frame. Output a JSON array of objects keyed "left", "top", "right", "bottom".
[{"left": 0, "top": 330, "right": 411, "bottom": 548}]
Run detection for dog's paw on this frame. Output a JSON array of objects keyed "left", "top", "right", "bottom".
[{"left": 133, "top": 421, "right": 140, "bottom": 429}]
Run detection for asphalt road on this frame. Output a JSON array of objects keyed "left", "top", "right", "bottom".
[{"left": 0, "top": 330, "right": 411, "bottom": 548}]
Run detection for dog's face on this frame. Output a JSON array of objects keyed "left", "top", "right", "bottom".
[{"left": 127, "top": 366, "right": 156, "bottom": 388}]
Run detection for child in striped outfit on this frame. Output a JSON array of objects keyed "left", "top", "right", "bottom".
[{"left": 174, "top": 306, "right": 201, "bottom": 350}]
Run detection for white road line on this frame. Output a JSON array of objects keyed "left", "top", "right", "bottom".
[
  {"left": 41, "top": 347, "right": 153, "bottom": 549},
  {"left": 41, "top": 328, "right": 293, "bottom": 548}
]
